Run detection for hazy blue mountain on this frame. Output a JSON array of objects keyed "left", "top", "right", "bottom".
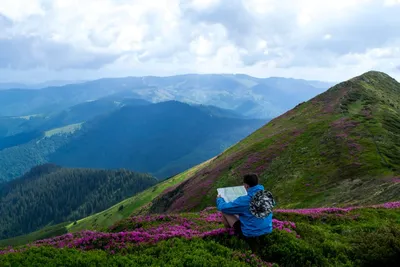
[
  {"left": 0, "top": 96, "right": 150, "bottom": 139},
  {"left": 0, "top": 116, "right": 46, "bottom": 138},
  {"left": 0, "top": 80, "right": 85, "bottom": 90},
  {"left": 0, "top": 74, "right": 331, "bottom": 119},
  {"left": 50, "top": 101, "right": 266, "bottom": 179},
  {"left": 0, "top": 100, "right": 265, "bottom": 182},
  {"left": 0, "top": 83, "right": 28, "bottom": 90},
  {"left": 36, "top": 97, "right": 151, "bottom": 132}
]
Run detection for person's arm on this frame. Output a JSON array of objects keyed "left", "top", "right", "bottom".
[{"left": 216, "top": 196, "right": 248, "bottom": 215}]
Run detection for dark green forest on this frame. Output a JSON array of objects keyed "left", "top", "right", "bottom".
[
  {"left": 0, "top": 134, "right": 71, "bottom": 182},
  {"left": 0, "top": 164, "right": 157, "bottom": 240}
]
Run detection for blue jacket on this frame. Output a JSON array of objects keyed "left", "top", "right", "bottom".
[{"left": 216, "top": 184, "right": 273, "bottom": 237}]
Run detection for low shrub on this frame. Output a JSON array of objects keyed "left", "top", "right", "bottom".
[{"left": 0, "top": 238, "right": 273, "bottom": 267}]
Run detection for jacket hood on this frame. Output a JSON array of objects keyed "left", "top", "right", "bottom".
[{"left": 247, "top": 184, "right": 264, "bottom": 197}]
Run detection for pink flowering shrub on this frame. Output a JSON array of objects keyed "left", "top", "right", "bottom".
[
  {"left": 274, "top": 201, "right": 400, "bottom": 216},
  {"left": 2, "top": 202, "right": 400, "bottom": 267},
  {"left": 272, "top": 219, "right": 297, "bottom": 235},
  {"left": 1, "top": 207, "right": 299, "bottom": 255},
  {"left": 391, "top": 177, "right": 400, "bottom": 183}
]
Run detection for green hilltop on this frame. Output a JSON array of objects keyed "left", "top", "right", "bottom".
[{"left": 147, "top": 71, "right": 400, "bottom": 212}]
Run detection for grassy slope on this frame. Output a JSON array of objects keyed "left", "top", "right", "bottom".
[
  {"left": 44, "top": 123, "right": 83, "bottom": 137},
  {"left": 2, "top": 205, "right": 400, "bottom": 266},
  {"left": 0, "top": 222, "right": 69, "bottom": 247},
  {"left": 147, "top": 71, "right": 400, "bottom": 212},
  {"left": 67, "top": 159, "right": 212, "bottom": 232}
]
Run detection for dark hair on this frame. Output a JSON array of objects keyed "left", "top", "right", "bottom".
[{"left": 243, "top": 173, "right": 259, "bottom": 187}]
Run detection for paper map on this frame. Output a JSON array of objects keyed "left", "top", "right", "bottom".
[{"left": 217, "top": 186, "right": 247, "bottom": 202}]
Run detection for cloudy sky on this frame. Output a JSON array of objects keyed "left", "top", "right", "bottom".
[{"left": 0, "top": 0, "right": 400, "bottom": 83}]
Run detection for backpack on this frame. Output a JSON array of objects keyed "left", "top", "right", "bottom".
[{"left": 249, "top": 190, "right": 276, "bottom": 218}]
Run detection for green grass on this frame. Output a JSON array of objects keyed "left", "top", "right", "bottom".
[
  {"left": 0, "top": 222, "right": 69, "bottom": 248},
  {"left": 44, "top": 123, "right": 83, "bottom": 137},
  {"left": 0, "top": 239, "right": 265, "bottom": 267},
  {"left": 17, "top": 114, "right": 44, "bottom": 120},
  {"left": 67, "top": 159, "right": 212, "bottom": 232}
]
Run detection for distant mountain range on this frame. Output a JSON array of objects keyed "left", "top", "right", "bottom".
[
  {"left": 0, "top": 74, "right": 333, "bottom": 118},
  {"left": 0, "top": 99, "right": 265, "bottom": 182},
  {"left": 0, "top": 80, "right": 85, "bottom": 90}
]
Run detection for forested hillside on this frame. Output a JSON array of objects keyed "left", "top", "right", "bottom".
[
  {"left": 0, "top": 164, "right": 157, "bottom": 239},
  {"left": 0, "top": 101, "right": 265, "bottom": 182},
  {"left": 0, "top": 97, "right": 149, "bottom": 182},
  {"left": 49, "top": 101, "right": 265, "bottom": 179},
  {"left": 0, "top": 131, "right": 73, "bottom": 182}
]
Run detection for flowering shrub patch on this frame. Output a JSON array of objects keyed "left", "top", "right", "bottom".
[
  {"left": 392, "top": 177, "right": 400, "bottom": 183},
  {"left": 1, "top": 202, "right": 400, "bottom": 266},
  {"left": 4, "top": 210, "right": 296, "bottom": 255},
  {"left": 274, "top": 201, "right": 400, "bottom": 215}
]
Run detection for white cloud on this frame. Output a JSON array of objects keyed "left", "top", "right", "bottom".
[
  {"left": 190, "top": 0, "right": 220, "bottom": 10},
  {"left": 384, "top": 0, "right": 400, "bottom": 5},
  {"left": 0, "top": 0, "right": 399, "bottom": 83},
  {"left": 190, "top": 36, "right": 215, "bottom": 56},
  {"left": 297, "top": 11, "right": 312, "bottom": 27},
  {"left": 0, "top": 0, "right": 44, "bottom": 21},
  {"left": 243, "top": 0, "right": 275, "bottom": 15}
]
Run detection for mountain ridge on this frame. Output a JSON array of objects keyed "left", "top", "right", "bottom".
[
  {"left": 144, "top": 70, "right": 400, "bottom": 212},
  {"left": 49, "top": 100, "right": 266, "bottom": 179},
  {"left": 0, "top": 74, "right": 332, "bottom": 118},
  {"left": 0, "top": 100, "right": 265, "bottom": 182}
]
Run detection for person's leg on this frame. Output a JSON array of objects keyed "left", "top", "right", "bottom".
[
  {"left": 246, "top": 237, "right": 260, "bottom": 254},
  {"left": 221, "top": 213, "right": 239, "bottom": 228}
]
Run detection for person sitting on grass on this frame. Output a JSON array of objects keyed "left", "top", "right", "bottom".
[{"left": 216, "top": 173, "right": 274, "bottom": 251}]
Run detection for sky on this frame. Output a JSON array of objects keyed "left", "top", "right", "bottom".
[{"left": 0, "top": 0, "right": 400, "bottom": 83}]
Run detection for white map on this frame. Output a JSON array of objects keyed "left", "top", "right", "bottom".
[{"left": 217, "top": 186, "right": 247, "bottom": 202}]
